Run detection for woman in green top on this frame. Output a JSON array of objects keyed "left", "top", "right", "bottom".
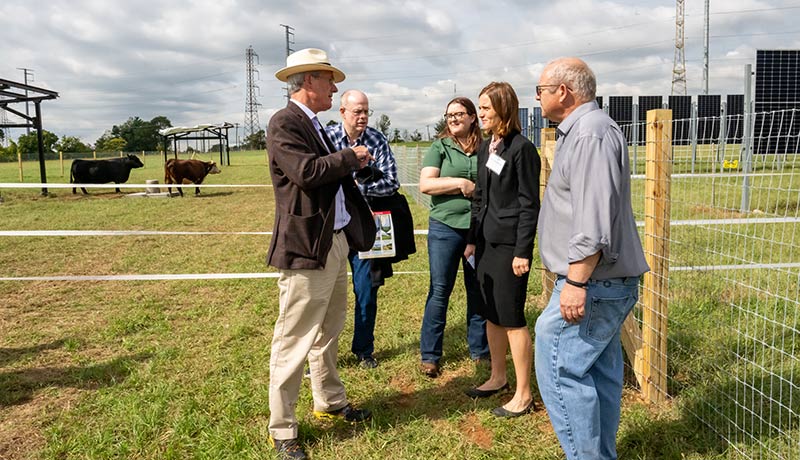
[{"left": 417, "top": 97, "right": 489, "bottom": 378}]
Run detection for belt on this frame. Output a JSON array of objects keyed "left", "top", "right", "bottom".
[{"left": 333, "top": 228, "right": 344, "bottom": 234}]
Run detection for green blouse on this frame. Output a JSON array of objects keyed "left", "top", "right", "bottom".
[{"left": 422, "top": 137, "right": 479, "bottom": 229}]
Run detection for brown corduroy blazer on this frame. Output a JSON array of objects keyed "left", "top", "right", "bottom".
[{"left": 265, "top": 102, "right": 375, "bottom": 270}]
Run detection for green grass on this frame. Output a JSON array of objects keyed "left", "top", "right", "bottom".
[{"left": 1, "top": 150, "right": 798, "bottom": 459}]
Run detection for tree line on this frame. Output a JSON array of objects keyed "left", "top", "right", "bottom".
[{"left": 0, "top": 112, "right": 442, "bottom": 162}]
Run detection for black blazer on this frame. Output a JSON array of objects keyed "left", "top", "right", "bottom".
[
  {"left": 468, "top": 132, "right": 541, "bottom": 259},
  {"left": 266, "top": 102, "right": 376, "bottom": 270}
]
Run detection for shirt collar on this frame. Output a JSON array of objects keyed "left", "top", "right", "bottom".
[
  {"left": 556, "top": 100, "right": 599, "bottom": 138},
  {"left": 327, "top": 123, "right": 360, "bottom": 146},
  {"left": 290, "top": 99, "right": 317, "bottom": 121}
]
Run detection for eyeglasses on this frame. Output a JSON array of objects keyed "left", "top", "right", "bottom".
[
  {"left": 535, "top": 84, "right": 561, "bottom": 96},
  {"left": 346, "top": 108, "right": 373, "bottom": 117},
  {"left": 444, "top": 111, "right": 468, "bottom": 121}
]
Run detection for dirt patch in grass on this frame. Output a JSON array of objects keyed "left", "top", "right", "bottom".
[
  {"left": 0, "top": 388, "right": 84, "bottom": 460},
  {"left": 389, "top": 373, "right": 417, "bottom": 408},
  {"left": 458, "top": 413, "right": 493, "bottom": 449}
]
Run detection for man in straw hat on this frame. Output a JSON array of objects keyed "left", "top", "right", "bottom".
[{"left": 265, "top": 48, "right": 376, "bottom": 460}]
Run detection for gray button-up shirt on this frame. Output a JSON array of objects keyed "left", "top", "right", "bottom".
[{"left": 537, "top": 101, "right": 649, "bottom": 279}]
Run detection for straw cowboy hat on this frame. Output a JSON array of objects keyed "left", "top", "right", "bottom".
[{"left": 274, "top": 48, "right": 346, "bottom": 83}]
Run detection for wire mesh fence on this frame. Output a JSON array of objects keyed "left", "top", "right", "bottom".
[{"left": 623, "top": 108, "right": 799, "bottom": 459}]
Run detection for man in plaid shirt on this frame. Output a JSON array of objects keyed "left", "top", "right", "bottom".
[{"left": 326, "top": 89, "right": 400, "bottom": 369}]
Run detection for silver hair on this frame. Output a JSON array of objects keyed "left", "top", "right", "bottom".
[
  {"left": 286, "top": 71, "right": 320, "bottom": 94},
  {"left": 546, "top": 59, "right": 596, "bottom": 102}
]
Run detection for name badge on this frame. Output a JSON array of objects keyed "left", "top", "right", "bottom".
[{"left": 486, "top": 153, "right": 506, "bottom": 175}]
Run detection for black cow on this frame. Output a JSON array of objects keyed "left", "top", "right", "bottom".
[{"left": 70, "top": 154, "right": 144, "bottom": 194}]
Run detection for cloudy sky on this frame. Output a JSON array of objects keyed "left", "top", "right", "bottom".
[{"left": 1, "top": 0, "right": 799, "bottom": 146}]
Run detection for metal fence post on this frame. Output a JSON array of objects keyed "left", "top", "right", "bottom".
[
  {"left": 741, "top": 64, "right": 754, "bottom": 213},
  {"left": 632, "top": 103, "right": 639, "bottom": 175},
  {"left": 717, "top": 101, "right": 728, "bottom": 174},
  {"left": 690, "top": 101, "right": 698, "bottom": 174}
]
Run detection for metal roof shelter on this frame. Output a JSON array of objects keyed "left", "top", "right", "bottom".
[
  {"left": 159, "top": 123, "right": 233, "bottom": 166},
  {"left": 0, "top": 78, "right": 59, "bottom": 195}
]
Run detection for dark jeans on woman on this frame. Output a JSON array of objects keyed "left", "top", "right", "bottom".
[{"left": 420, "top": 218, "right": 489, "bottom": 364}]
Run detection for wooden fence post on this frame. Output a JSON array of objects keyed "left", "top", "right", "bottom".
[
  {"left": 17, "top": 150, "right": 23, "bottom": 182},
  {"left": 59, "top": 151, "right": 64, "bottom": 177},
  {"left": 142, "top": 150, "right": 146, "bottom": 167},
  {"left": 539, "top": 128, "right": 558, "bottom": 305},
  {"left": 93, "top": 150, "right": 96, "bottom": 159},
  {"left": 641, "top": 108, "right": 672, "bottom": 404}
]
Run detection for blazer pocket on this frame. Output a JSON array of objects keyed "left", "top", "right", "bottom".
[
  {"left": 496, "top": 207, "right": 520, "bottom": 218},
  {"left": 283, "top": 212, "right": 323, "bottom": 258}
]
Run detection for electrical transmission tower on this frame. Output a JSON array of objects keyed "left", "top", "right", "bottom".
[
  {"left": 280, "top": 24, "right": 295, "bottom": 102},
  {"left": 244, "top": 45, "right": 261, "bottom": 140},
  {"left": 672, "top": 0, "right": 687, "bottom": 95}
]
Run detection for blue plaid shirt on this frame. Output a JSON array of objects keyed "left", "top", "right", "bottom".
[{"left": 326, "top": 123, "right": 400, "bottom": 197}]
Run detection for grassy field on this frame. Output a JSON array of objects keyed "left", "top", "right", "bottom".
[{"left": 0, "top": 150, "right": 797, "bottom": 459}]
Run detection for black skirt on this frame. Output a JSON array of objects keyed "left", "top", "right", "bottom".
[{"left": 475, "top": 241, "right": 530, "bottom": 327}]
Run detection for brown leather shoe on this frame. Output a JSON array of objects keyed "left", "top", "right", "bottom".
[{"left": 420, "top": 361, "right": 439, "bottom": 378}]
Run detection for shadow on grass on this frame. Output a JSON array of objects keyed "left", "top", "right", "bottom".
[
  {"left": 618, "top": 338, "right": 800, "bottom": 458},
  {"left": 0, "top": 339, "right": 66, "bottom": 367},
  {"left": 305, "top": 307, "right": 548, "bottom": 447},
  {"left": 0, "top": 350, "right": 152, "bottom": 407}
]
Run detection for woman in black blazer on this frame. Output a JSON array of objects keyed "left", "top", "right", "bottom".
[{"left": 464, "top": 82, "right": 541, "bottom": 418}]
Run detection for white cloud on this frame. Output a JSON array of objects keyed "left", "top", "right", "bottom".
[{"left": 1, "top": 0, "right": 799, "bottom": 143}]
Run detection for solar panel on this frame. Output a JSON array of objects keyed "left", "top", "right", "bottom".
[
  {"left": 637, "top": 96, "right": 663, "bottom": 145},
  {"left": 726, "top": 94, "right": 744, "bottom": 142},
  {"left": 697, "top": 95, "right": 721, "bottom": 142},
  {"left": 609, "top": 96, "right": 633, "bottom": 142},
  {"left": 669, "top": 95, "right": 692, "bottom": 145},
  {"left": 518, "top": 107, "right": 529, "bottom": 138},
  {"left": 754, "top": 50, "right": 800, "bottom": 154}
]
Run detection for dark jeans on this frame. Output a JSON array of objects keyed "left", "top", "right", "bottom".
[
  {"left": 420, "top": 218, "right": 489, "bottom": 363},
  {"left": 348, "top": 250, "right": 379, "bottom": 358}
]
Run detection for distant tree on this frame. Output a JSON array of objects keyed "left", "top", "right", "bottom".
[
  {"left": 97, "top": 115, "right": 172, "bottom": 152},
  {"left": 0, "top": 140, "right": 17, "bottom": 162},
  {"left": 326, "top": 119, "right": 338, "bottom": 127},
  {"left": 245, "top": 129, "right": 266, "bottom": 150},
  {"left": 102, "top": 137, "right": 127, "bottom": 152},
  {"left": 57, "top": 136, "right": 91, "bottom": 153},
  {"left": 390, "top": 128, "right": 403, "bottom": 143},
  {"left": 0, "top": 129, "right": 4, "bottom": 142},
  {"left": 401, "top": 129, "right": 409, "bottom": 141},
  {"left": 149, "top": 115, "right": 172, "bottom": 151},
  {"left": 434, "top": 116, "right": 447, "bottom": 136},
  {"left": 17, "top": 130, "right": 59, "bottom": 157},
  {"left": 376, "top": 114, "right": 390, "bottom": 137},
  {"left": 409, "top": 129, "right": 423, "bottom": 142}
]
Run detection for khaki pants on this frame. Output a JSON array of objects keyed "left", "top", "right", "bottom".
[{"left": 268, "top": 231, "right": 350, "bottom": 440}]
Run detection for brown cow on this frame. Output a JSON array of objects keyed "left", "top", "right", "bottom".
[{"left": 164, "top": 159, "right": 221, "bottom": 197}]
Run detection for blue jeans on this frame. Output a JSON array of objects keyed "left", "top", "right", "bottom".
[
  {"left": 534, "top": 276, "right": 640, "bottom": 460},
  {"left": 348, "top": 250, "right": 379, "bottom": 358},
  {"left": 420, "top": 218, "right": 489, "bottom": 363}
]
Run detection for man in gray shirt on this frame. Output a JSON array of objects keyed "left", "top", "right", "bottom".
[{"left": 534, "top": 57, "right": 649, "bottom": 460}]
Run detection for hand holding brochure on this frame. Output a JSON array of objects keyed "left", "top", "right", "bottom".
[{"left": 358, "top": 211, "right": 396, "bottom": 259}]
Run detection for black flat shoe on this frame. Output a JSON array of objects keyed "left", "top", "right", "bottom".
[
  {"left": 464, "top": 383, "right": 510, "bottom": 398},
  {"left": 491, "top": 400, "right": 536, "bottom": 418}
]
